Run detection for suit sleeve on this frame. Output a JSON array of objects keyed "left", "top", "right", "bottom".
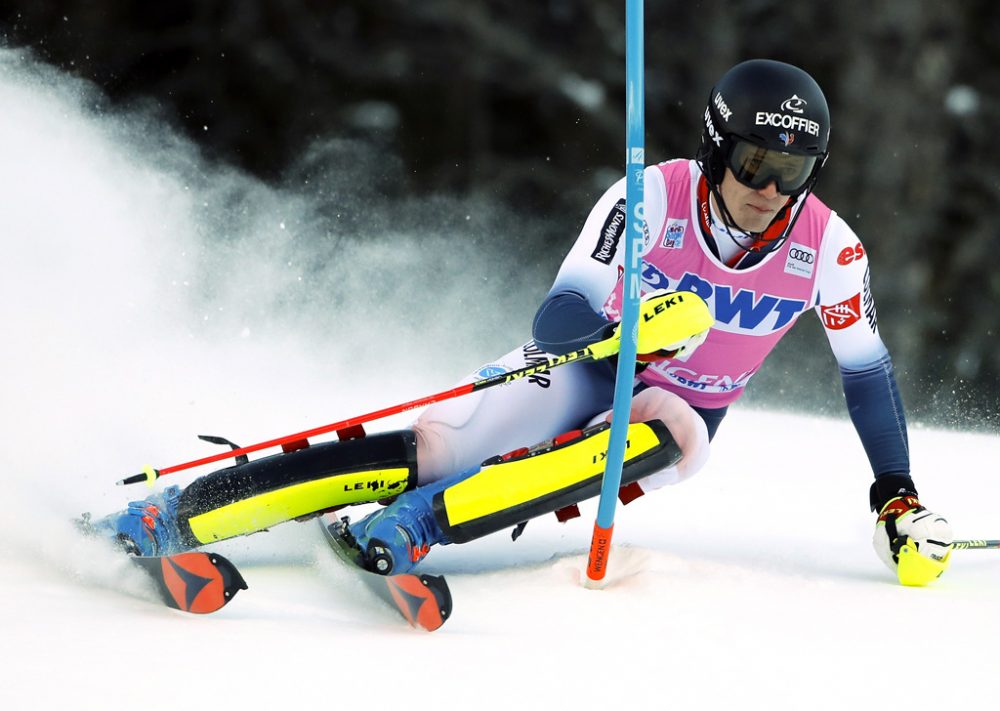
[{"left": 815, "top": 214, "right": 911, "bottom": 480}]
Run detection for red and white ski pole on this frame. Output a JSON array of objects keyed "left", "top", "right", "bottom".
[{"left": 117, "top": 338, "right": 621, "bottom": 487}]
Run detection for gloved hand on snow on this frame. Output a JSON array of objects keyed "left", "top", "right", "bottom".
[
  {"left": 873, "top": 486, "right": 952, "bottom": 586},
  {"left": 592, "top": 290, "right": 714, "bottom": 363}
]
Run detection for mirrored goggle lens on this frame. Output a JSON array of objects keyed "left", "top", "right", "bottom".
[{"left": 727, "top": 140, "right": 818, "bottom": 195}]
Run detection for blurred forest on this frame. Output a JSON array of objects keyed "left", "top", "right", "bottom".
[{"left": 1, "top": 1, "right": 997, "bottom": 430}]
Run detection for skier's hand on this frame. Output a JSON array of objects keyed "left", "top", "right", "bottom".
[
  {"left": 873, "top": 494, "right": 952, "bottom": 586},
  {"left": 591, "top": 290, "right": 714, "bottom": 361}
]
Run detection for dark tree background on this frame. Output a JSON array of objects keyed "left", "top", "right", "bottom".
[{"left": 2, "top": 0, "right": 997, "bottom": 430}]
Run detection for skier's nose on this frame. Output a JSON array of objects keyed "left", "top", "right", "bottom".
[{"left": 756, "top": 181, "right": 780, "bottom": 199}]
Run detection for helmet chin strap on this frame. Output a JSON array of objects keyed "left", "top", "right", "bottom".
[{"left": 708, "top": 180, "right": 758, "bottom": 242}]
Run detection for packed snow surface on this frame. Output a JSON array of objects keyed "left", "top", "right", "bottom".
[{"left": 1, "top": 50, "right": 997, "bottom": 710}]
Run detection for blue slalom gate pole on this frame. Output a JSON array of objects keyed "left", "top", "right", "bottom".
[{"left": 585, "top": 0, "right": 644, "bottom": 585}]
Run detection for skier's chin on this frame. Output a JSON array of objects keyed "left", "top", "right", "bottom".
[{"left": 733, "top": 209, "right": 774, "bottom": 234}]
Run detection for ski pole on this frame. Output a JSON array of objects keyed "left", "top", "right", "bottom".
[
  {"left": 583, "top": 0, "right": 646, "bottom": 587},
  {"left": 585, "top": 0, "right": 644, "bottom": 587},
  {"left": 117, "top": 336, "right": 623, "bottom": 487},
  {"left": 952, "top": 540, "right": 1000, "bottom": 550}
]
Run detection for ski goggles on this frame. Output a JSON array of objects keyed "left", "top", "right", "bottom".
[{"left": 726, "top": 138, "right": 821, "bottom": 196}]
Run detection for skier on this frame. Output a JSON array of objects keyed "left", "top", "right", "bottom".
[{"left": 91, "top": 59, "right": 952, "bottom": 586}]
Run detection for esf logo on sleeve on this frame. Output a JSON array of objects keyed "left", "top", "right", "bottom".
[{"left": 820, "top": 294, "right": 861, "bottom": 330}]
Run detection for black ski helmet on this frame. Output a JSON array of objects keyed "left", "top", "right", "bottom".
[{"left": 697, "top": 59, "right": 830, "bottom": 198}]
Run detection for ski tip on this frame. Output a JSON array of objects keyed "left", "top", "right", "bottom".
[
  {"left": 417, "top": 574, "right": 453, "bottom": 631},
  {"left": 134, "top": 552, "right": 247, "bottom": 614},
  {"left": 386, "top": 573, "right": 452, "bottom": 632},
  {"left": 319, "top": 514, "right": 453, "bottom": 632}
]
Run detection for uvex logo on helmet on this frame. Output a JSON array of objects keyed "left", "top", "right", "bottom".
[
  {"left": 713, "top": 92, "right": 733, "bottom": 122},
  {"left": 704, "top": 107, "right": 723, "bottom": 147}
]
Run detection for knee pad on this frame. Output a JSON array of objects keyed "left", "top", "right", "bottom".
[
  {"left": 432, "top": 420, "right": 680, "bottom": 544},
  {"left": 175, "top": 430, "right": 417, "bottom": 546}
]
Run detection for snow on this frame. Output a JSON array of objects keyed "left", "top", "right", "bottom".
[{"left": 1, "top": 48, "right": 999, "bottom": 711}]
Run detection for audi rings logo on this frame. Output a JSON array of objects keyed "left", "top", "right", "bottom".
[
  {"left": 784, "top": 242, "right": 816, "bottom": 278},
  {"left": 788, "top": 248, "right": 814, "bottom": 264}
]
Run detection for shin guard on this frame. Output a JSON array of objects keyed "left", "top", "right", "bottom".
[
  {"left": 175, "top": 431, "right": 417, "bottom": 547},
  {"left": 433, "top": 420, "right": 679, "bottom": 544}
]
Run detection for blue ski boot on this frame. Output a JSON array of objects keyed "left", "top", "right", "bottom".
[
  {"left": 84, "top": 485, "right": 186, "bottom": 557},
  {"left": 349, "top": 486, "right": 446, "bottom": 575}
]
